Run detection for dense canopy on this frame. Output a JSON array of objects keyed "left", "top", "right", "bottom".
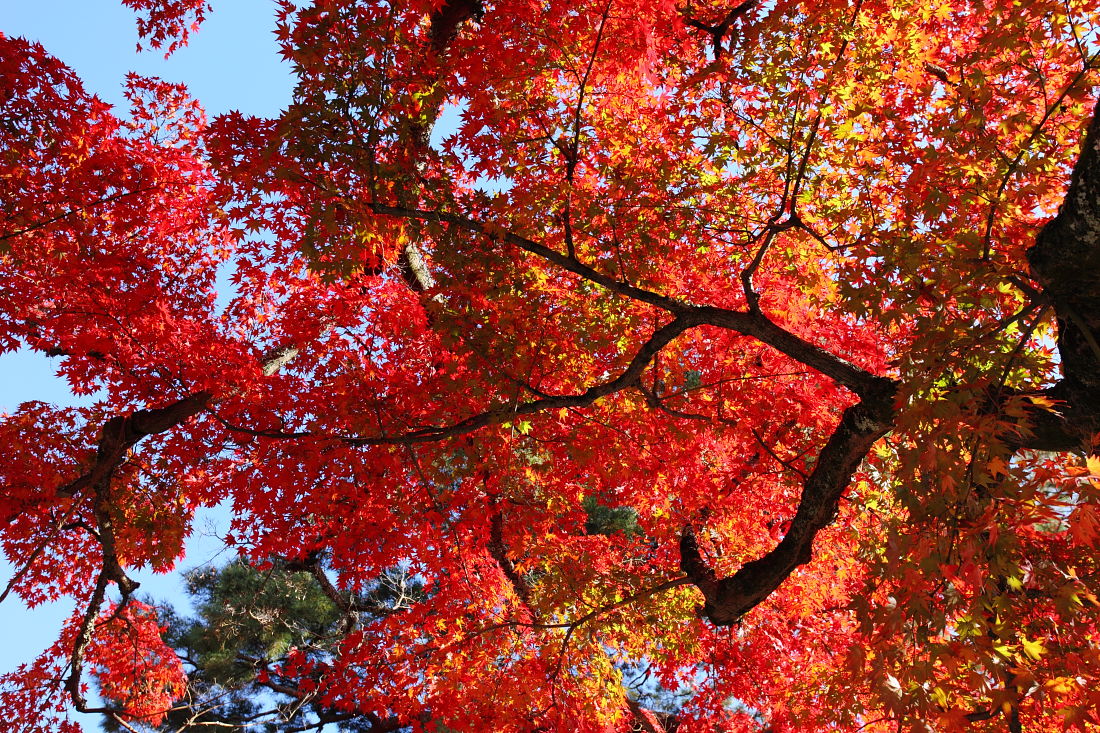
[{"left": 3, "top": 0, "right": 1100, "bottom": 730}]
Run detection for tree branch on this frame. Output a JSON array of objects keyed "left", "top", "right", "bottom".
[
  {"left": 681, "top": 0, "right": 756, "bottom": 56},
  {"left": 367, "top": 202, "right": 888, "bottom": 398},
  {"left": 680, "top": 379, "right": 895, "bottom": 624},
  {"left": 344, "top": 313, "right": 700, "bottom": 445},
  {"left": 1025, "top": 97, "right": 1100, "bottom": 449}
]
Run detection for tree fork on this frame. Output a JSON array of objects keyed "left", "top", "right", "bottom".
[{"left": 681, "top": 95, "right": 1100, "bottom": 625}]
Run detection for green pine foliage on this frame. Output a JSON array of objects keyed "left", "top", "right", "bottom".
[
  {"left": 174, "top": 560, "right": 344, "bottom": 687},
  {"left": 583, "top": 495, "right": 643, "bottom": 537},
  {"left": 102, "top": 560, "right": 420, "bottom": 732}
]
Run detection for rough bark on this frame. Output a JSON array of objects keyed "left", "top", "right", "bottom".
[{"left": 1026, "top": 98, "right": 1100, "bottom": 450}]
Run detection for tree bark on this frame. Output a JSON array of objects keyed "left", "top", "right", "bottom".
[
  {"left": 682, "top": 99, "right": 1100, "bottom": 624},
  {"left": 1027, "top": 98, "right": 1100, "bottom": 449}
]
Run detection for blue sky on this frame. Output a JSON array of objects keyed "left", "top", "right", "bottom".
[{"left": 0, "top": 0, "right": 297, "bottom": 694}]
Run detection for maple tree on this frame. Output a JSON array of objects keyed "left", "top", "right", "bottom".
[{"left": 3, "top": 0, "right": 1100, "bottom": 729}]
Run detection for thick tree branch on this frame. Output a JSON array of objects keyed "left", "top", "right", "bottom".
[
  {"left": 1025, "top": 97, "right": 1100, "bottom": 449},
  {"left": 694, "top": 305, "right": 887, "bottom": 398},
  {"left": 396, "top": 0, "right": 483, "bottom": 292},
  {"left": 427, "top": 0, "right": 482, "bottom": 53},
  {"left": 367, "top": 203, "right": 887, "bottom": 398},
  {"left": 57, "top": 391, "right": 213, "bottom": 499},
  {"left": 681, "top": 0, "right": 756, "bottom": 56},
  {"left": 488, "top": 509, "right": 536, "bottom": 614},
  {"left": 55, "top": 344, "right": 303, "bottom": 717},
  {"left": 371, "top": 203, "right": 690, "bottom": 312},
  {"left": 680, "top": 94, "right": 1100, "bottom": 625},
  {"left": 681, "top": 379, "right": 896, "bottom": 624},
  {"left": 343, "top": 314, "right": 700, "bottom": 445}
]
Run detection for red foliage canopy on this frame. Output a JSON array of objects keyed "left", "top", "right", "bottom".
[{"left": 3, "top": 0, "right": 1100, "bottom": 730}]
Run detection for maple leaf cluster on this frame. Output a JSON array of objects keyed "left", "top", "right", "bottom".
[{"left": 3, "top": 0, "right": 1100, "bottom": 731}]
